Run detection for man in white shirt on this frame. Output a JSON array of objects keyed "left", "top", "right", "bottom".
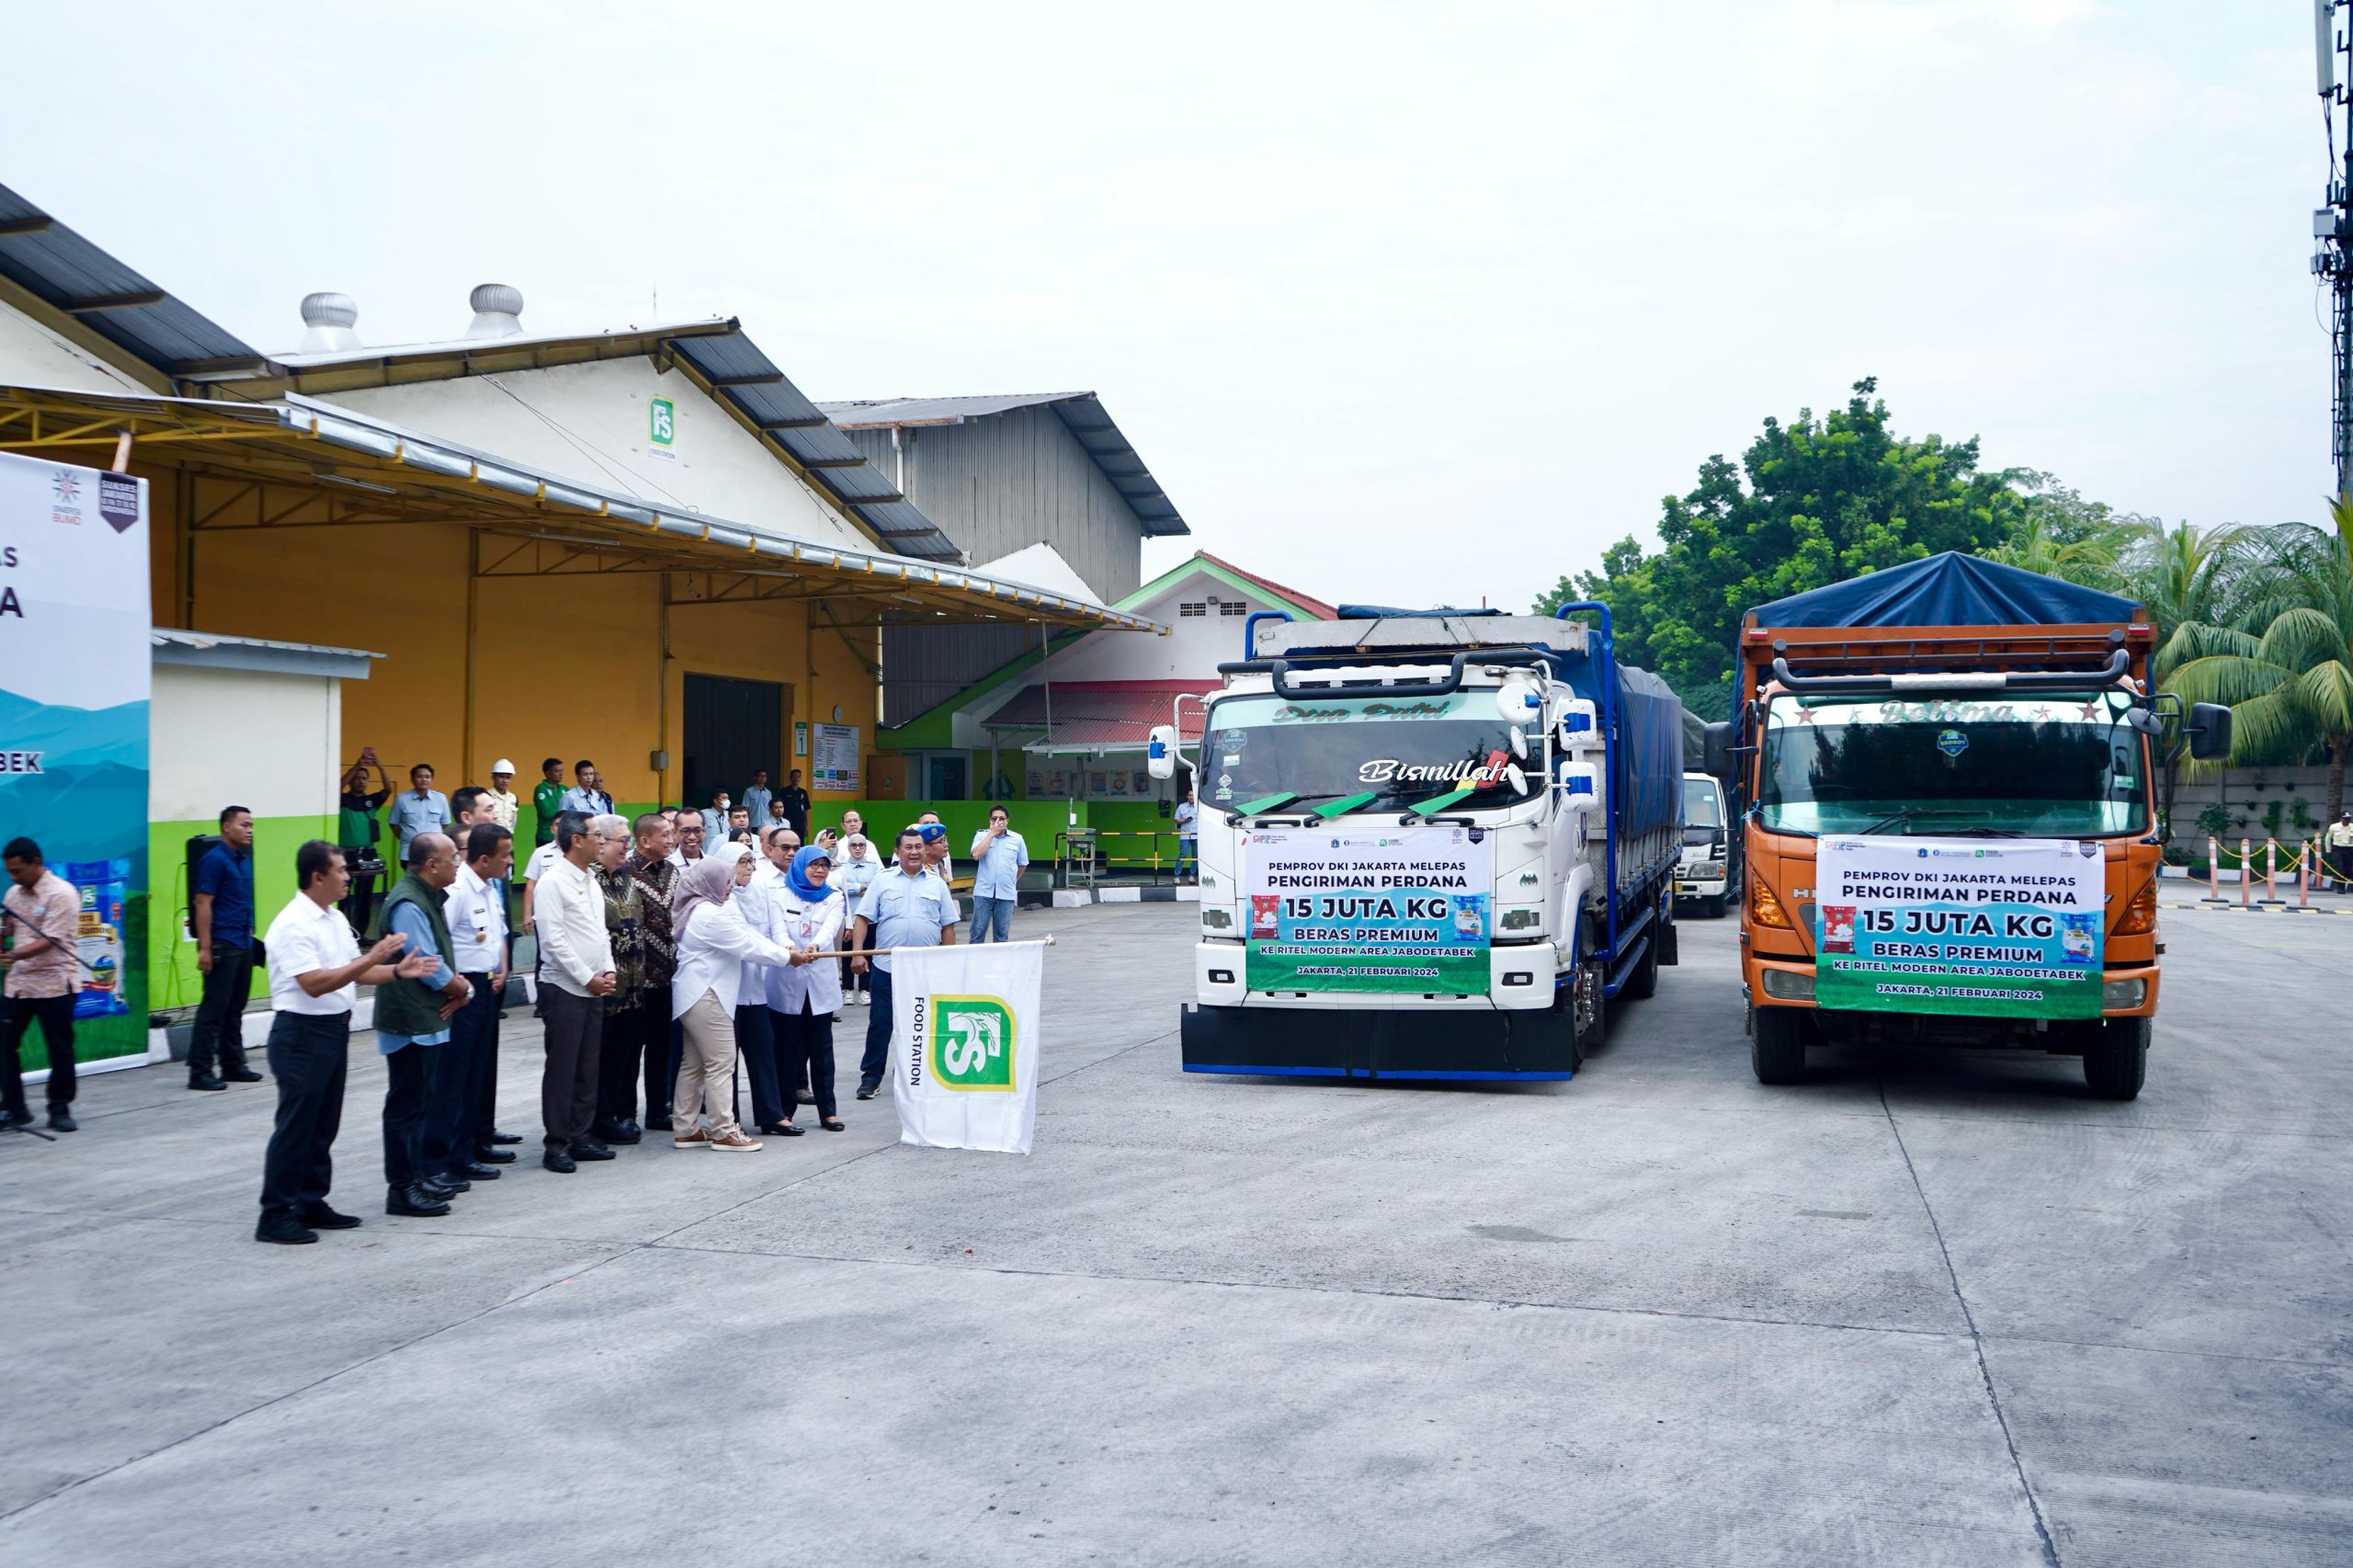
[
  {"left": 425, "top": 824, "right": 513, "bottom": 1187},
  {"left": 559, "top": 760, "right": 614, "bottom": 817},
  {"left": 256, "top": 841, "right": 431, "bottom": 1244},
  {"left": 534, "top": 813, "right": 622, "bottom": 1172},
  {"left": 1175, "top": 787, "right": 1199, "bottom": 883}
]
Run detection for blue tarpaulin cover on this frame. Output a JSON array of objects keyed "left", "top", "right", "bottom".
[{"left": 1747, "top": 552, "right": 2142, "bottom": 629}]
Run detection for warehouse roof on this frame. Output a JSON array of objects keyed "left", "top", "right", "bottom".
[
  {"left": 0, "top": 182, "right": 266, "bottom": 383},
  {"left": 819, "top": 392, "right": 1188, "bottom": 538}
]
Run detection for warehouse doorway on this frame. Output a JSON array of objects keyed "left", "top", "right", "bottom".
[{"left": 682, "top": 673, "right": 787, "bottom": 812}]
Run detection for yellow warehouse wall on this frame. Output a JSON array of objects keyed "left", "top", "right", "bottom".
[{"left": 150, "top": 499, "right": 881, "bottom": 808}]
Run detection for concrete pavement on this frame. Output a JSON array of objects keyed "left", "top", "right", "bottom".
[{"left": 0, "top": 898, "right": 2347, "bottom": 1564}]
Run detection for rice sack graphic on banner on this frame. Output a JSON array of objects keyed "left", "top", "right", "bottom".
[
  {"left": 1242, "top": 827, "right": 1492, "bottom": 994},
  {"left": 1813, "top": 835, "right": 2104, "bottom": 1019}
]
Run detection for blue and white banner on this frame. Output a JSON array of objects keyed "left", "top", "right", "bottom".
[{"left": 0, "top": 451, "right": 150, "bottom": 1047}]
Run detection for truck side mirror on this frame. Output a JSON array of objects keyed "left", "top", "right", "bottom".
[
  {"left": 2186, "top": 702, "right": 2234, "bottom": 762},
  {"left": 1146, "top": 724, "right": 1177, "bottom": 780},
  {"left": 1702, "top": 721, "right": 1733, "bottom": 779}
]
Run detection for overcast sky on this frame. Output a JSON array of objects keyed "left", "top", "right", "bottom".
[{"left": 9, "top": 1, "right": 2330, "bottom": 610}]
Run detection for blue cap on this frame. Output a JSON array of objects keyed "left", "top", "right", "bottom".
[{"left": 916, "top": 822, "right": 947, "bottom": 842}]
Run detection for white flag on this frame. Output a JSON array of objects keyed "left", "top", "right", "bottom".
[{"left": 887, "top": 940, "right": 1044, "bottom": 1154}]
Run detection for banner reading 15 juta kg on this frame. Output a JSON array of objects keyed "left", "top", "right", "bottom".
[
  {"left": 1244, "top": 828, "right": 1489, "bottom": 994},
  {"left": 1813, "top": 835, "right": 2104, "bottom": 1019}
]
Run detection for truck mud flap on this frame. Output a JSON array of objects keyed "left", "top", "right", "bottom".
[{"left": 1180, "top": 1001, "right": 1578, "bottom": 1081}]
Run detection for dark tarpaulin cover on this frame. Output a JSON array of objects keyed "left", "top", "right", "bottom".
[
  {"left": 1558, "top": 657, "right": 1684, "bottom": 845},
  {"left": 1333, "top": 605, "right": 1505, "bottom": 619},
  {"left": 1747, "top": 551, "right": 2141, "bottom": 629}
]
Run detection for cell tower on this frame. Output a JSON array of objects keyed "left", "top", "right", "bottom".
[{"left": 2316, "top": 2, "right": 2353, "bottom": 497}]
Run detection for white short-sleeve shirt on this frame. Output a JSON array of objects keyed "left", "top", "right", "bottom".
[{"left": 265, "top": 892, "right": 363, "bottom": 1016}]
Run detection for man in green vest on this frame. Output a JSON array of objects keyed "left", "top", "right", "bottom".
[
  {"left": 373, "top": 832, "right": 472, "bottom": 1217},
  {"left": 533, "top": 757, "right": 567, "bottom": 848}
]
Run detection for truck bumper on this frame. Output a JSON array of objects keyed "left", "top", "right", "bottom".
[
  {"left": 1745, "top": 956, "right": 2163, "bottom": 1022},
  {"left": 1180, "top": 994, "right": 1578, "bottom": 1080},
  {"left": 1196, "top": 941, "right": 1560, "bottom": 1011}
]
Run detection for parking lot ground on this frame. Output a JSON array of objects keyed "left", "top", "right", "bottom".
[{"left": 1, "top": 897, "right": 2347, "bottom": 1565}]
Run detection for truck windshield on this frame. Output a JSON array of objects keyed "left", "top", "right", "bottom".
[
  {"left": 1758, "top": 691, "right": 2148, "bottom": 836},
  {"left": 1683, "top": 777, "right": 1722, "bottom": 845},
  {"left": 1200, "top": 689, "right": 1543, "bottom": 812}
]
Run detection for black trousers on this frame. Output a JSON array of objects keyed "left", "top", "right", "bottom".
[
  {"left": 540, "top": 986, "right": 602, "bottom": 1152},
  {"left": 259, "top": 1012, "right": 349, "bottom": 1221},
  {"left": 472, "top": 977, "right": 504, "bottom": 1147},
  {"left": 188, "top": 943, "right": 256, "bottom": 1074},
  {"left": 636, "top": 983, "right": 673, "bottom": 1119},
  {"left": 337, "top": 862, "right": 383, "bottom": 943},
  {"left": 860, "top": 969, "right": 895, "bottom": 1085},
  {"left": 0, "top": 994, "right": 76, "bottom": 1114},
  {"left": 738, "top": 1000, "right": 785, "bottom": 1129},
  {"left": 596, "top": 1002, "right": 642, "bottom": 1125},
  {"left": 777, "top": 1000, "right": 838, "bottom": 1119},
  {"left": 426, "top": 975, "right": 497, "bottom": 1176},
  {"left": 381, "top": 1040, "right": 438, "bottom": 1190}
]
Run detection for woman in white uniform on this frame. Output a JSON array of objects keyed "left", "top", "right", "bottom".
[
  {"left": 667, "top": 843, "right": 806, "bottom": 1152},
  {"left": 769, "top": 844, "right": 849, "bottom": 1131}
]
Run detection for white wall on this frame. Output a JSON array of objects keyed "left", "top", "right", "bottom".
[
  {"left": 151, "top": 664, "right": 340, "bottom": 824},
  {"left": 324, "top": 357, "right": 870, "bottom": 552},
  {"left": 0, "top": 299, "right": 153, "bottom": 394}
]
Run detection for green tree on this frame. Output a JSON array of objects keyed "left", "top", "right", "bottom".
[
  {"left": 2164, "top": 501, "right": 2353, "bottom": 821},
  {"left": 1536, "top": 379, "right": 2026, "bottom": 717}
]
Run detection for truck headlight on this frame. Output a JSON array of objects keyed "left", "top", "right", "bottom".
[
  {"left": 1759, "top": 968, "right": 1814, "bottom": 1001},
  {"left": 1200, "top": 908, "right": 1233, "bottom": 930},
  {"left": 2101, "top": 978, "right": 2146, "bottom": 1009},
  {"left": 1695, "top": 863, "right": 1725, "bottom": 879},
  {"left": 1498, "top": 909, "right": 1543, "bottom": 931}
]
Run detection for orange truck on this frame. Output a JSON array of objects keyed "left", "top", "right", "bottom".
[{"left": 1702, "top": 552, "right": 2233, "bottom": 1100}]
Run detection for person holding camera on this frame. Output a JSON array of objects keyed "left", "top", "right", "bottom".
[{"left": 337, "top": 750, "right": 392, "bottom": 936}]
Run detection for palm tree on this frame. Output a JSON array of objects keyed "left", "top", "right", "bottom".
[
  {"left": 2163, "top": 500, "right": 2353, "bottom": 821},
  {"left": 1980, "top": 516, "right": 2128, "bottom": 589},
  {"left": 2112, "top": 519, "right": 2257, "bottom": 676}
]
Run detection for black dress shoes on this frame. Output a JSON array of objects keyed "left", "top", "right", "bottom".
[
  {"left": 591, "top": 1119, "right": 641, "bottom": 1146},
  {"left": 387, "top": 1184, "right": 451, "bottom": 1217},
  {"left": 488, "top": 1130, "right": 524, "bottom": 1145},
  {"left": 256, "top": 1214, "right": 319, "bottom": 1244},
  {"left": 3, "top": 1107, "right": 33, "bottom": 1129},
  {"left": 46, "top": 1108, "right": 76, "bottom": 1132},
  {"left": 296, "top": 1204, "right": 363, "bottom": 1230},
  {"left": 188, "top": 1074, "right": 227, "bottom": 1092},
  {"left": 542, "top": 1149, "right": 577, "bottom": 1173},
  {"left": 223, "top": 1066, "right": 265, "bottom": 1083},
  {"left": 450, "top": 1163, "right": 501, "bottom": 1181},
  {"left": 644, "top": 1114, "right": 673, "bottom": 1132},
  {"left": 571, "top": 1141, "right": 617, "bottom": 1162},
  {"left": 421, "top": 1174, "right": 470, "bottom": 1197},
  {"left": 473, "top": 1146, "right": 517, "bottom": 1164}
]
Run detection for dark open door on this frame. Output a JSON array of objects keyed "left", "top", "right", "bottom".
[{"left": 682, "top": 673, "right": 785, "bottom": 812}]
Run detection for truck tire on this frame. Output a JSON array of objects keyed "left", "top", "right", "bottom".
[
  {"left": 1622, "top": 927, "right": 1661, "bottom": 999},
  {"left": 1750, "top": 1005, "right": 1808, "bottom": 1085},
  {"left": 1705, "top": 894, "right": 1728, "bottom": 919},
  {"left": 1659, "top": 910, "right": 1679, "bottom": 967},
  {"left": 2082, "top": 1017, "right": 2148, "bottom": 1101}
]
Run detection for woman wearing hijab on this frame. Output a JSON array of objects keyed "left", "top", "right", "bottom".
[
  {"left": 666, "top": 843, "right": 802, "bottom": 1152},
  {"left": 768, "top": 844, "right": 849, "bottom": 1131},
  {"left": 834, "top": 834, "right": 881, "bottom": 1005}
]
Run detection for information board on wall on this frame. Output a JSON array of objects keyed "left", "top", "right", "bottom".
[
  {"left": 811, "top": 722, "right": 859, "bottom": 791},
  {"left": 1813, "top": 835, "right": 2104, "bottom": 1018},
  {"left": 1243, "top": 827, "right": 1489, "bottom": 994},
  {"left": 0, "top": 451, "right": 151, "bottom": 1060}
]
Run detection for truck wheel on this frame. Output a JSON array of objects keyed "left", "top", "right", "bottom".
[
  {"left": 2082, "top": 1017, "right": 2148, "bottom": 1101},
  {"left": 1658, "top": 911, "right": 1679, "bottom": 967},
  {"left": 1570, "top": 959, "right": 1606, "bottom": 1061},
  {"left": 1706, "top": 894, "right": 1729, "bottom": 919},
  {"left": 1751, "top": 1006, "right": 1808, "bottom": 1085},
  {"left": 1621, "top": 926, "right": 1661, "bottom": 999}
]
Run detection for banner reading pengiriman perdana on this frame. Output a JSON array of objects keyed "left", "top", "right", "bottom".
[
  {"left": 1813, "top": 835, "right": 2105, "bottom": 1019},
  {"left": 1243, "top": 827, "right": 1490, "bottom": 994},
  {"left": 0, "top": 451, "right": 150, "bottom": 1066},
  {"left": 889, "top": 939, "right": 1044, "bottom": 1154}
]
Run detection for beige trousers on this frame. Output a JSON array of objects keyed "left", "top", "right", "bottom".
[{"left": 675, "top": 989, "right": 741, "bottom": 1139}]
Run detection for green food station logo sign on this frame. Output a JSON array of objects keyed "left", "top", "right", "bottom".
[{"left": 649, "top": 396, "right": 676, "bottom": 447}]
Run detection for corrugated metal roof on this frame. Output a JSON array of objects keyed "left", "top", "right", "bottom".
[
  {"left": 0, "top": 183, "right": 265, "bottom": 376},
  {"left": 151, "top": 627, "right": 381, "bottom": 659},
  {"left": 151, "top": 626, "right": 382, "bottom": 679},
  {"left": 819, "top": 392, "right": 1189, "bottom": 538},
  {"left": 666, "top": 336, "right": 961, "bottom": 560},
  {"left": 267, "top": 317, "right": 727, "bottom": 369}
]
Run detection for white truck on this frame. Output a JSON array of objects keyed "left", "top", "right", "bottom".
[
  {"left": 1153, "top": 605, "right": 1686, "bottom": 1081},
  {"left": 1675, "top": 771, "right": 1741, "bottom": 917}
]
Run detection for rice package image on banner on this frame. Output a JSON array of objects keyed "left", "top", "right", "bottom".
[
  {"left": 889, "top": 940, "right": 1044, "bottom": 1153},
  {"left": 1813, "top": 835, "right": 2105, "bottom": 1018}
]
